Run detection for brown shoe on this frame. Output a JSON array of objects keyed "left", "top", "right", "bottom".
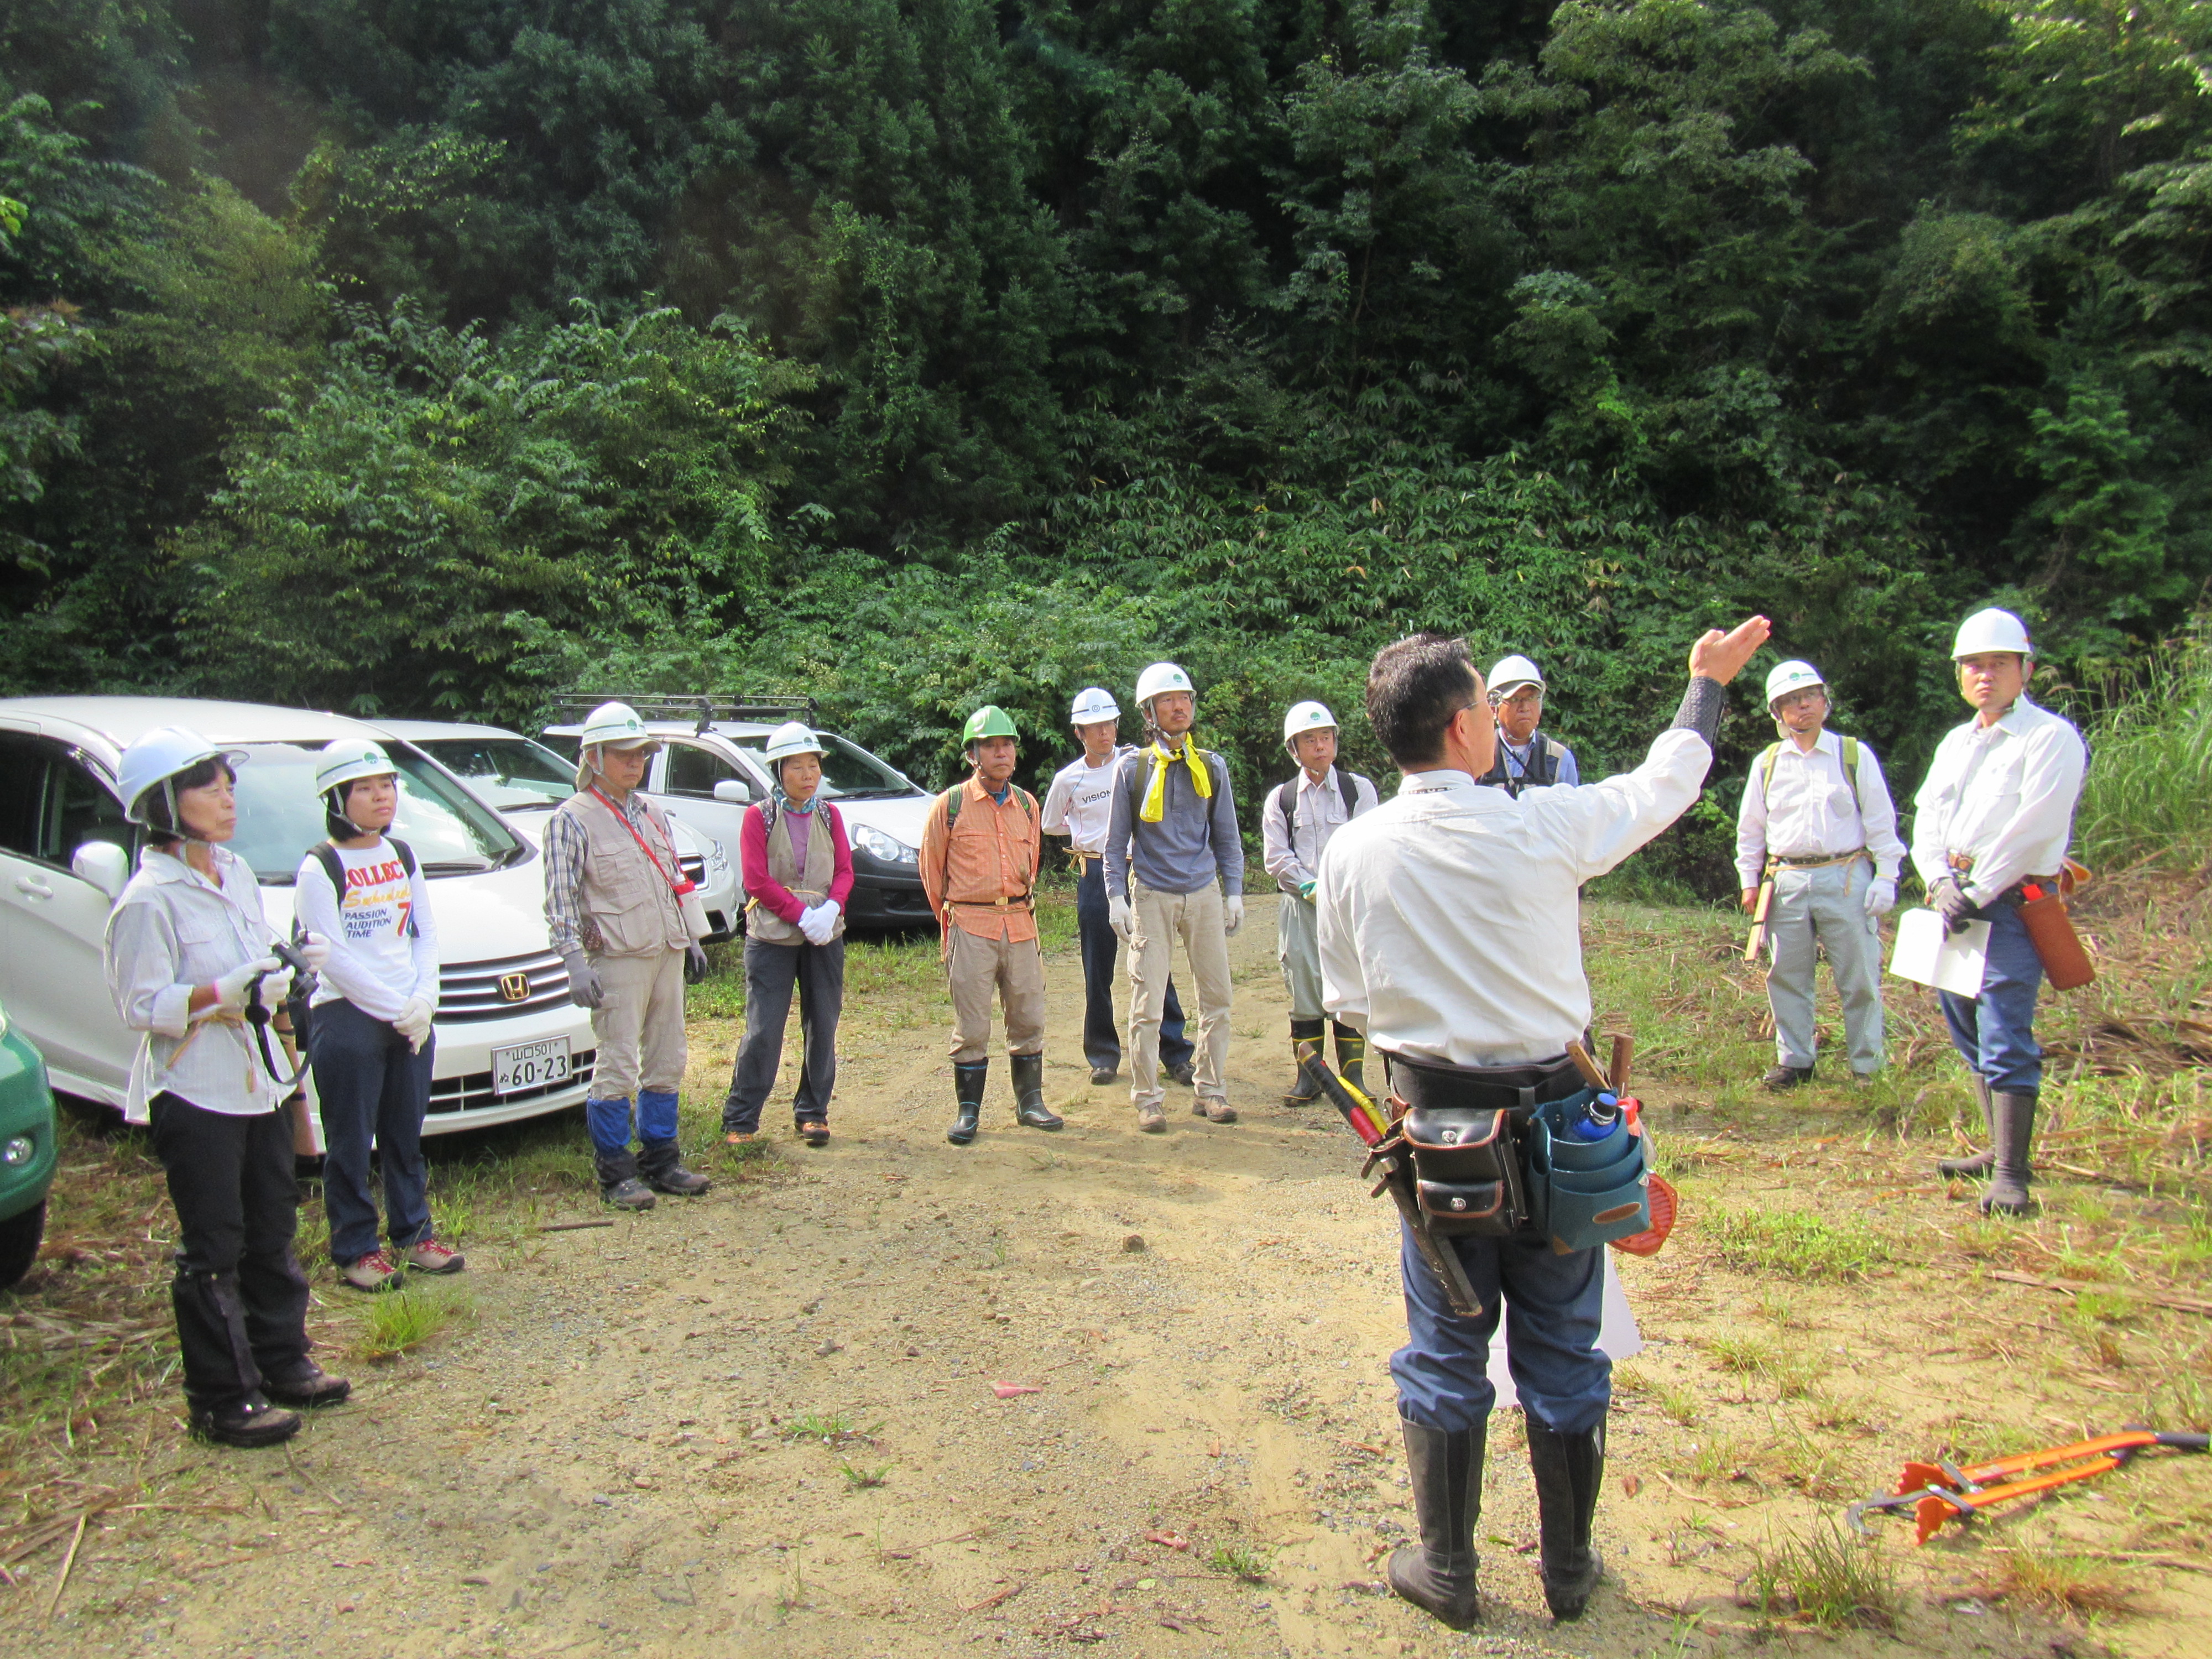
[
  {"left": 1135, "top": 1106, "right": 1167, "bottom": 1134},
  {"left": 402, "top": 1238, "right": 465, "bottom": 1275},
  {"left": 1193, "top": 1097, "right": 1238, "bottom": 1124}
]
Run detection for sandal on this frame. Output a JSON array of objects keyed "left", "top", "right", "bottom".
[{"left": 796, "top": 1119, "right": 830, "bottom": 1147}]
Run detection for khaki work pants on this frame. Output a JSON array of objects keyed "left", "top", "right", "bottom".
[
  {"left": 587, "top": 946, "right": 688, "bottom": 1102},
  {"left": 946, "top": 926, "right": 1046, "bottom": 1064},
  {"left": 1128, "top": 877, "right": 1233, "bottom": 1112}
]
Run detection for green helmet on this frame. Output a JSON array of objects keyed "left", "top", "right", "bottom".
[{"left": 962, "top": 705, "right": 1019, "bottom": 746}]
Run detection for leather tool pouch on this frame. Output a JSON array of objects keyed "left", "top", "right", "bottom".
[{"left": 1401, "top": 1107, "right": 1528, "bottom": 1238}]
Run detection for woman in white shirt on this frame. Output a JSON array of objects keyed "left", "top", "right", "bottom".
[
  {"left": 295, "top": 739, "right": 456, "bottom": 1292},
  {"left": 102, "top": 728, "right": 349, "bottom": 1448}
]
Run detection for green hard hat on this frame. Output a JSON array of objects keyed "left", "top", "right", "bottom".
[{"left": 963, "top": 705, "right": 1019, "bottom": 745}]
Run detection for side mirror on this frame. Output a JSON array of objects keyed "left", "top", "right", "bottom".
[
  {"left": 711, "top": 779, "right": 759, "bottom": 804},
  {"left": 72, "top": 840, "right": 131, "bottom": 902}
]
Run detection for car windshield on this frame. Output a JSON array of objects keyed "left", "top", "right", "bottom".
[
  {"left": 729, "top": 733, "right": 915, "bottom": 800},
  {"left": 416, "top": 736, "right": 576, "bottom": 811},
  {"left": 226, "top": 743, "right": 524, "bottom": 881}
]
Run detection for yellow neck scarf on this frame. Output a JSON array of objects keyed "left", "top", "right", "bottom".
[{"left": 1140, "top": 737, "right": 1212, "bottom": 823}]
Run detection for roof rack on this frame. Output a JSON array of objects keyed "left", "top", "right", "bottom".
[{"left": 546, "top": 693, "right": 819, "bottom": 735}]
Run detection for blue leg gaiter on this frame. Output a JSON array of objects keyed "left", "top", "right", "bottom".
[
  {"left": 585, "top": 1097, "right": 636, "bottom": 1155},
  {"left": 637, "top": 1088, "right": 681, "bottom": 1145}
]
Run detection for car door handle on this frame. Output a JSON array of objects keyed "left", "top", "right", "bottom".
[{"left": 14, "top": 874, "right": 53, "bottom": 899}]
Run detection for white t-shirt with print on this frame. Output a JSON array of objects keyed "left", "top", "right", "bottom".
[{"left": 293, "top": 839, "right": 441, "bottom": 1023}]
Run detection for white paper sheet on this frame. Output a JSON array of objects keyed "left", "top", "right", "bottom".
[
  {"left": 1487, "top": 1250, "right": 1642, "bottom": 1409},
  {"left": 1888, "top": 906, "right": 1991, "bottom": 996}
]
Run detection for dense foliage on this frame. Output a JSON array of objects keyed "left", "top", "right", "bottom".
[{"left": 2, "top": 0, "right": 2206, "bottom": 886}]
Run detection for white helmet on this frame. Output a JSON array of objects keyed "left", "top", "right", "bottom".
[
  {"left": 1282, "top": 700, "right": 1337, "bottom": 750},
  {"left": 1764, "top": 660, "right": 1825, "bottom": 707},
  {"left": 1952, "top": 607, "right": 2033, "bottom": 659},
  {"left": 577, "top": 701, "right": 658, "bottom": 752},
  {"left": 117, "top": 726, "right": 246, "bottom": 828},
  {"left": 764, "top": 721, "right": 826, "bottom": 765},
  {"left": 1486, "top": 654, "right": 1545, "bottom": 699},
  {"left": 1134, "top": 661, "right": 1194, "bottom": 708},
  {"left": 1070, "top": 687, "right": 1120, "bottom": 725},
  {"left": 315, "top": 737, "right": 398, "bottom": 797}
]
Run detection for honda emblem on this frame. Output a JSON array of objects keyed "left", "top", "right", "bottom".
[{"left": 499, "top": 972, "right": 531, "bottom": 1003}]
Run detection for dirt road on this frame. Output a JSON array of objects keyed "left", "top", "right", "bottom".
[{"left": 12, "top": 896, "right": 2206, "bottom": 1657}]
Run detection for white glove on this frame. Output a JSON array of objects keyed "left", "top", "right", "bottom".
[
  {"left": 1108, "top": 895, "right": 1133, "bottom": 941},
  {"left": 394, "top": 995, "right": 435, "bottom": 1052},
  {"left": 798, "top": 902, "right": 837, "bottom": 946},
  {"left": 1224, "top": 895, "right": 1245, "bottom": 936},
  {"left": 295, "top": 931, "right": 333, "bottom": 973},
  {"left": 1864, "top": 877, "right": 1897, "bottom": 917},
  {"left": 205, "top": 958, "right": 285, "bottom": 1018}
]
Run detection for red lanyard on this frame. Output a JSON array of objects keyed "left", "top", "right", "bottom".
[{"left": 588, "top": 788, "right": 680, "bottom": 894}]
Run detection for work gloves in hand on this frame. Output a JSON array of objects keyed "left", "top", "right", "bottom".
[
  {"left": 560, "top": 949, "right": 605, "bottom": 1009},
  {"left": 1864, "top": 877, "right": 1897, "bottom": 918},
  {"left": 296, "top": 931, "right": 333, "bottom": 973},
  {"left": 685, "top": 941, "right": 709, "bottom": 982},
  {"left": 1296, "top": 879, "right": 1317, "bottom": 904},
  {"left": 204, "top": 958, "right": 286, "bottom": 1018},
  {"left": 1930, "top": 877, "right": 1977, "bottom": 935},
  {"left": 1224, "top": 895, "right": 1245, "bottom": 936},
  {"left": 798, "top": 900, "right": 840, "bottom": 947},
  {"left": 394, "top": 995, "right": 434, "bottom": 1053},
  {"left": 1108, "top": 895, "right": 1133, "bottom": 941}
]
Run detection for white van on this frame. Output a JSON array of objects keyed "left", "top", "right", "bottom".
[{"left": 0, "top": 697, "right": 598, "bottom": 1135}]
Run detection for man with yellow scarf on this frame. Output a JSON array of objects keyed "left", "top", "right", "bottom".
[{"left": 1104, "top": 662, "right": 1245, "bottom": 1131}]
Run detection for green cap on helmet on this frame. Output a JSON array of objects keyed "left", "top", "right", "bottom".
[{"left": 962, "top": 705, "right": 1019, "bottom": 746}]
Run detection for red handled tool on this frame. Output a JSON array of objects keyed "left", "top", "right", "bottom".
[{"left": 1848, "top": 1428, "right": 2208, "bottom": 1543}]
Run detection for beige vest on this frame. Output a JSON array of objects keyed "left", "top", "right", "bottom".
[
  {"left": 748, "top": 804, "right": 846, "bottom": 946},
  {"left": 555, "top": 790, "right": 688, "bottom": 957}
]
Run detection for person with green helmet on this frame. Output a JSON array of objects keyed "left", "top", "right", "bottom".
[{"left": 919, "top": 706, "right": 1062, "bottom": 1145}]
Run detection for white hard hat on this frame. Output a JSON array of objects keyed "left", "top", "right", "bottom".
[
  {"left": 117, "top": 726, "right": 246, "bottom": 827},
  {"left": 1070, "top": 687, "right": 1120, "bottom": 725},
  {"left": 1282, "top": 700, "right": 1337, "bottom": 750},
  {"left": 764, "top": 721, "right": 826, "bottom": 765},
  {"left": 315, "top": 737, "right": 398, "bottom": 797},
  {"left": 1134, "top": 661, "right": 1194, "bottom": 707},
  {"left": 1952, "top": 607, "right": 2033, "bottom": 659},
  {"left": 1487, "top": 654, "right": 1545, "bottom": 697},
  {"left": 1764, "top": 660, "right": 1826, "bottom": 707},
  {"left": 577, "top": 701, "right": 659, "bottom": 752}
]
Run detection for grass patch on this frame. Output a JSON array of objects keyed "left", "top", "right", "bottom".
[
  {"left": 1657, "top": 1383, "right": 1701, "bottom": 1426},
  {"left": 1748, "top": 1519, "right": 1900, "bottom": 1630},
  {"left": 1685, "top": 1434, "right": 1750, "bottom": 1483},
  {"left": 838, "top": 1459, "right": 891, "bottom": 1489},
  {"left": 786, "top": 1408, "right": 877, "bottom": 1443},
  {"left": 354, "top": 1287, "right": 469, "bottom": 1361},
  {"left": 1209, "top": 1540, "right": 1272, "bottom": 1582},
  {"left": 1708, "top": 1208, "right": 1891, "bottom": 1280},
  {"left": 1988, "top": 1544, "right": 2137, "bottom": 1617},
  {"left": 1707, "top": 1334, "right": 1775, "bottom": 1375}
]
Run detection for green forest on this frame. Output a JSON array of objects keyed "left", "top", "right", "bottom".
[{"left": 3, "top": 0, "right": 2207, "bottom": 886}]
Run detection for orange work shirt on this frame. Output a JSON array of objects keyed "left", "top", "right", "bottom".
[{"left": 920, "top": 776, "right": 1042, "bottom": 943}]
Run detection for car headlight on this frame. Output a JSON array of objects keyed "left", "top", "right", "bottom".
[
  {"left": 2, "top": 1135, "right": 32, "bottom": 1167},
  {"left": 852, "top": 825, "right": 919, "bottom": 866}
]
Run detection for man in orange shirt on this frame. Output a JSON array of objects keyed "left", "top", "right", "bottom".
[{"left": 921, "top": 706, "right": 1065, "bottom": 1145}]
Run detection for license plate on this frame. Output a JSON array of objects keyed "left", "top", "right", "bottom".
[{"left": 492, "top": 1036, "right": 571, "bottom": 1095}]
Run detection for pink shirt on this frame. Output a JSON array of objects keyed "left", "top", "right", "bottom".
[{"left": 739, "top": 802, "right": 854, "bottom": 924}]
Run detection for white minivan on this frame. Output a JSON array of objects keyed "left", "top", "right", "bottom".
[{"left": 0, "top": 697, "right": 597, "bottom": 1135}]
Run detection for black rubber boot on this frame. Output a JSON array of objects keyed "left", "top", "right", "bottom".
[
  {"left": 1938, "top": 1076, "right": 1996, "bottom": 1178},
  {"left": 948, "top": 1061, "right": 988, "bottom": 1146},
  {"left": 638, "top": 1139, "right": 713, "bottom": 1196},
  {"left": 1527, "top": 1417, "right": 1605, "bottom": 1620},
  {"left": 1284, "top": 1018, "right": 1326, "bottom": 1106},
  {"left": 594, "top": 1149, "right": 656, "bottom": 1211},
  {"left": 1385, "top": 1414, "right": 1485, "bottom": 1630},
  {"left": 1981, "top": 1089, "right": 2038, "bottom": 1216},
  {"left": 1332, "top": 1021, "right": 1368, "bottom": 1097},
  {"left": 1010, "top": 1052, "right": 1062, "bottom": 1130}
]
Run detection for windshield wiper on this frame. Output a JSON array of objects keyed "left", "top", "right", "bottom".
[{"left": 423, "top": 859, "right": 494, "bottom": 875}]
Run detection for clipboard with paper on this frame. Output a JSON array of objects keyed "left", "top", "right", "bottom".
[{"left": 1888, "top": 907, "right": 1990, "bottom": 997}]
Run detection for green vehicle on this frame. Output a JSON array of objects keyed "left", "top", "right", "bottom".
[{"left": 0, "top": 999, "right": 57, "bottom": 1290}]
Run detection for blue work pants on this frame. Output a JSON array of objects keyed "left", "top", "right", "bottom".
[
  {"left": 1393, "top": 1220, "right": 1609, "bottom": 1436},
  {"left": 1075, "top": 854, "right": 1191, "bottom": 1073},
  {"left": 1939, "top": 896, "right": 2046, "bottom": 1092},
  {"left": 309, "top": 997, "right": 435, "bottom": 1264}
]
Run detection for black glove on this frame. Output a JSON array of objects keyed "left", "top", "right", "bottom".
[
  {"left": 1931, "top": 877, "right": 1978, "bottom": 935},
  {"left": 685, "top": 941, "right": 708, "bottom": 983},
  {"left": 559, "top": 949, "right": 604, "bottom": 1009}
]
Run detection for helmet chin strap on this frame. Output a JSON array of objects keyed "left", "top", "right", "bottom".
[{"left": 160, "top": 779, "right": 215, "bottom": 851}]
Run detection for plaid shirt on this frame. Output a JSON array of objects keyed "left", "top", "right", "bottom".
[{"left": 542, "top": 787, "right": 664, "bottom": 956}]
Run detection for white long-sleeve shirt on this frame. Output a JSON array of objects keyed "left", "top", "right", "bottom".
[
  {"left": 1261, "top": 765, "right": 1380, "bottom": 893},
  {"left": 1911, "top": 696, "right": 2086, "bottom": 906},
  {"left": 1733, "top": 730, "right": 1905, "bottom": 890},
  {"left": 294, "top": 838, "right": 440, "bottom": 1022},
  {"left": 1317, "top": 729, "right": 1712, "bottom": 1068}
]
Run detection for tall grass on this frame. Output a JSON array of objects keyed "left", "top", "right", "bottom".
[{"left": 2075, "top": 625, "right": 2212, "bottom": 872}]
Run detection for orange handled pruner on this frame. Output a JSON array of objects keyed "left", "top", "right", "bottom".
[{"left": 1848, "top": 1428, "right": 2208, "bottom": 1544}]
